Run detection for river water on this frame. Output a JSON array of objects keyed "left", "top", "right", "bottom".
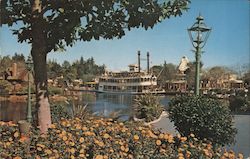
[{"left": 0, "top": 93, "right": 249, "bottom": 156}]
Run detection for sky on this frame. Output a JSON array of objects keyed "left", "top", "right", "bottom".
[{"left": 0, "top": 0, "right": 249, "bottom": 71}]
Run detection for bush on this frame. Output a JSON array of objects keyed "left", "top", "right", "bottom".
[
  {"left": 229, "top": 96, "right": 250, "bottom": 113},
  {"left": 134, "top": 93, "right": 164, "bottom": 122},
  {"left": 50, "top": 104, "right": 71, "bottom": 123},
  {"left": 168, "top": 95, "right": 237, "bottom": 146},
  {"left": 50, "top": 100, "right": 89, "bottom": 123},
  {"left": 0, "top": 80, "right": 12, "bottom": 94},
  {"left": 48, "top": 86, "right": 63, "bottom": 95},
  {"left": 0, "top": 118, "right": 244, "bottom": 159}
]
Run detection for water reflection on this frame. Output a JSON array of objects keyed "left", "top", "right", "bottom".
[{"left": 0, "top": 101, "right": 26, "bottom": 122}]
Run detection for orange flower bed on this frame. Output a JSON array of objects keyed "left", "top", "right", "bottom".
[{"left": 0, "top": 119, "right": 244, "bottom": 159}]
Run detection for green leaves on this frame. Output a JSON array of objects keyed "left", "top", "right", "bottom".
[
  {"left": 1, "top": 0, "right": 189, "bottom": 53},
  {"left": 168, "top": 95, "right": 237, "bottom": 146},
  {"left": 134, "top": 93, "right": 164, "bottom": 122}
]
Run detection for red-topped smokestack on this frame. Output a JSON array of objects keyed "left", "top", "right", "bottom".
[
  {"left": 138, "top": 50, "right": 141, "bottom": 73},
  {"left": 147, "top": 52, "right": 149, "bottom": 74}
]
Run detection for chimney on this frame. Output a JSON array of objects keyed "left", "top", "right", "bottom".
[
  {"left": 138, "top": 51, "right": 141, "bottom": 73},
  {"left": 12, "top": 63, "right": 17, "bottom": 77},
  {"left": 147, "top": 52, "right": 149, "bottom": 74}
]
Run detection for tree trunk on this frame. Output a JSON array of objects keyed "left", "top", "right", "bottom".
[{"left": 31, "top": 0, "right": 51, "bottom": 134}]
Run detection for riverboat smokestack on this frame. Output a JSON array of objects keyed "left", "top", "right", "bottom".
[
  {"left": 147, "top": 52, "right": 150, "bottom": 74},
  {"left": 138, "top": 51, "right": 141, "bottom": 73}
]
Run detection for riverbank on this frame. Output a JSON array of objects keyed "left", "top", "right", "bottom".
[{"left": 0, "top": 94, "right": 68, "bottom": 103}]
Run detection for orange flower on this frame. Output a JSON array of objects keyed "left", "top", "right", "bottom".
[
  {"left": 79, "top": 154, "right": 85, "bottom": 158},
  {"left": 178, "top": 153, "right": 184, "bottom": 159},
  {"left": 37, "top": 147, "right": 42, "bottom": 151},
  {"left": 19, "top": 135, "right": 29, "bottom": 142},
  {"left": 148, "top": 130, "right": 157, "bottom": 138},
  {"left": 63, "top": 136, "right": 68, "bottom": 141},
  {"left": 13, "top": 156, "right": 22, "bottom": 159},
  {"left": 95, "top": 155, "right": 104, "bottom": 159},
  {"left": 156, "top": 140, "right": 162, "bottom": 146},
  {"left": 164, "top": 134, "right": 169, "bottom": 140},
  {"left": 50, "top": 124, "right": 56, "bottom": 129},
  {"left": 133, "top": 135, "right": 139, "bottom": 141},
  {"left": 8, "top": 137, "right": 13, "bottom": 141},
  {"left": 190, "top": 133, "right": 195, "bottom": 138},
  {"left": 120, "top": 145, "right": 126, "bottom": 151},
  {"left": 167, "top": 135, "right": 174, "bottom": 143},
  {"left": 159, "top": 133, "right": 164, "bottom": 139},
  {"left": 35, "top": 155, "right": 41, "bottom": 159},
  {"left": 203, "top": 149, "right": 210, "bottom": 157},
  {"left": 45, "top": 149, "right": 52, "bottom": 155},
  {"left": 14, "top": 131, "right": 19, "bottom": 138},
  {"left": 70, "top": 148, "right": 75, "bottom": 154},
  {"left": 37, "top": 144, "right": 45, "bottom": 148},
  {"left": 109, "top": 148, "right": 114, "bottom": 153},
  {"left": 103, "top": 133, "right": 110, "bottom": 139},
  {"left": 103, "top": 155, "right": 108, "bottom": 159},
  {"left": 125, "top": 147, "right": 129, "bottom": 152},
  {"left": 75, "top": 124, "right": 82, "bottom": 130},
  {"left": 180, "top": 137, "right": 187, "bottom": 142},
  {"left": 79, "top": 148, "right": 85, "bottom": 153},
  {"left": 79, "top": 137, "right": 84, "bottom": 143},
  {"left": 186, "top": 150, "right": 191, "bottom": 158}
]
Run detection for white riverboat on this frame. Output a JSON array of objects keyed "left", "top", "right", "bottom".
[{"left": 97, "top": 52, "right": 164, "bottom": 94}]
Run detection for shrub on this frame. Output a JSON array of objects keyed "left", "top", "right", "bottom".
[
  {"left": 50, "top": 104, "right": 71, "bottom": 123},
  {"left": 50, "top": 100, "right": 89, "bottom": 123},
  {"left": 229, "top": 96, "right": 250, "bottom": 113},
  {"left": 0, "top": 80, "right": 12, "bottom": 94},
  {"left": 168, "top": 95, "right": 237, "bottom": 146},
  {"left": 48, "top": 86, "right": 63, "bottom": 95},
  {"left": 134, "top": 93, "right": 164, "bottom": 122}
]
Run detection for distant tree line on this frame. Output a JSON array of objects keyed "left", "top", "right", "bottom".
[
  {"left": 151, "top": 60, "right": 250, "bottom": 90},
  {"left": 0, "top": 53, "right": 26, "bottom": 76},
  {"left": 0, "top": 53, "right": 105, "bottom": 82}
]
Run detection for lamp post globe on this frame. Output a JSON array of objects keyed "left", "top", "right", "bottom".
[
  {"left": 188, "top": 14, "right": 211, "bottom": 95},
  {"left": 26, "top": 55, "right": 33, "bottom": 123}
]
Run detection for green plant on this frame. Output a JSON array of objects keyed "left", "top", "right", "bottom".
[
  {"left": 0, "top": 80, "right": 12, "bottom": 94},
  {"left": 70, "top": 103, "right": 89, "bottom": 119},
  {"left": 50, "top": 104, "right": 71, "bottom": 123},
  {"left": 48, "top": 86, "right": 63, "bottom": 95},
  {"left": 229, "top": 96, "right": 250, "bottom": 112},
  {"left": 168, "top": 95, "right": 237, "bottom": 146},
  {"left": 134, "top": 93, "right": 164, "bottom": 122}
]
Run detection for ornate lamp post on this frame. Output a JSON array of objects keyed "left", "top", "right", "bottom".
[
  {"left": 26, "top": 55, "right": 33, "bottom": 123},
  {"left": 188, "top": 14, "right": 211, "bottom": 95}
]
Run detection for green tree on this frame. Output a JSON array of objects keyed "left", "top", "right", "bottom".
[
  {"left": 12, "top": 53, "right": 25, "bottom": 62},
  {"left": 47, "top": 60, "right": 63, "bottom": 79},
  {"left": 168, "top": 95, "right": 236, "bottom": 146},
  {"left": 0, "top": 55, "right": 12, "bottom": 75},
  {"left": 243, "top": 69, "right": 250, "bottom": 87},
  {"left": 1, "top": 0, "right": 189, "bottom": 133},
  {"left": 151, "top": 62, "right": 177, "bottom": 86},
  {"left": 185, "top": 61, "right": 203, "bottom": 90}
]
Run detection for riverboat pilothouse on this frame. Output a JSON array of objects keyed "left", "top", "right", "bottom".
[{"left": 97, "top": 52, "right": 163, "bottom": 94}]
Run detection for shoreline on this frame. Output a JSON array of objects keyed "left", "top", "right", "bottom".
[{"left": 0, "top": 94, "right": 68, "bottom": 103}]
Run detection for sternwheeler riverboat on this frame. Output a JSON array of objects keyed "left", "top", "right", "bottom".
[{"left": 97, "top": 52, "right": 165, "bottom": 94}]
